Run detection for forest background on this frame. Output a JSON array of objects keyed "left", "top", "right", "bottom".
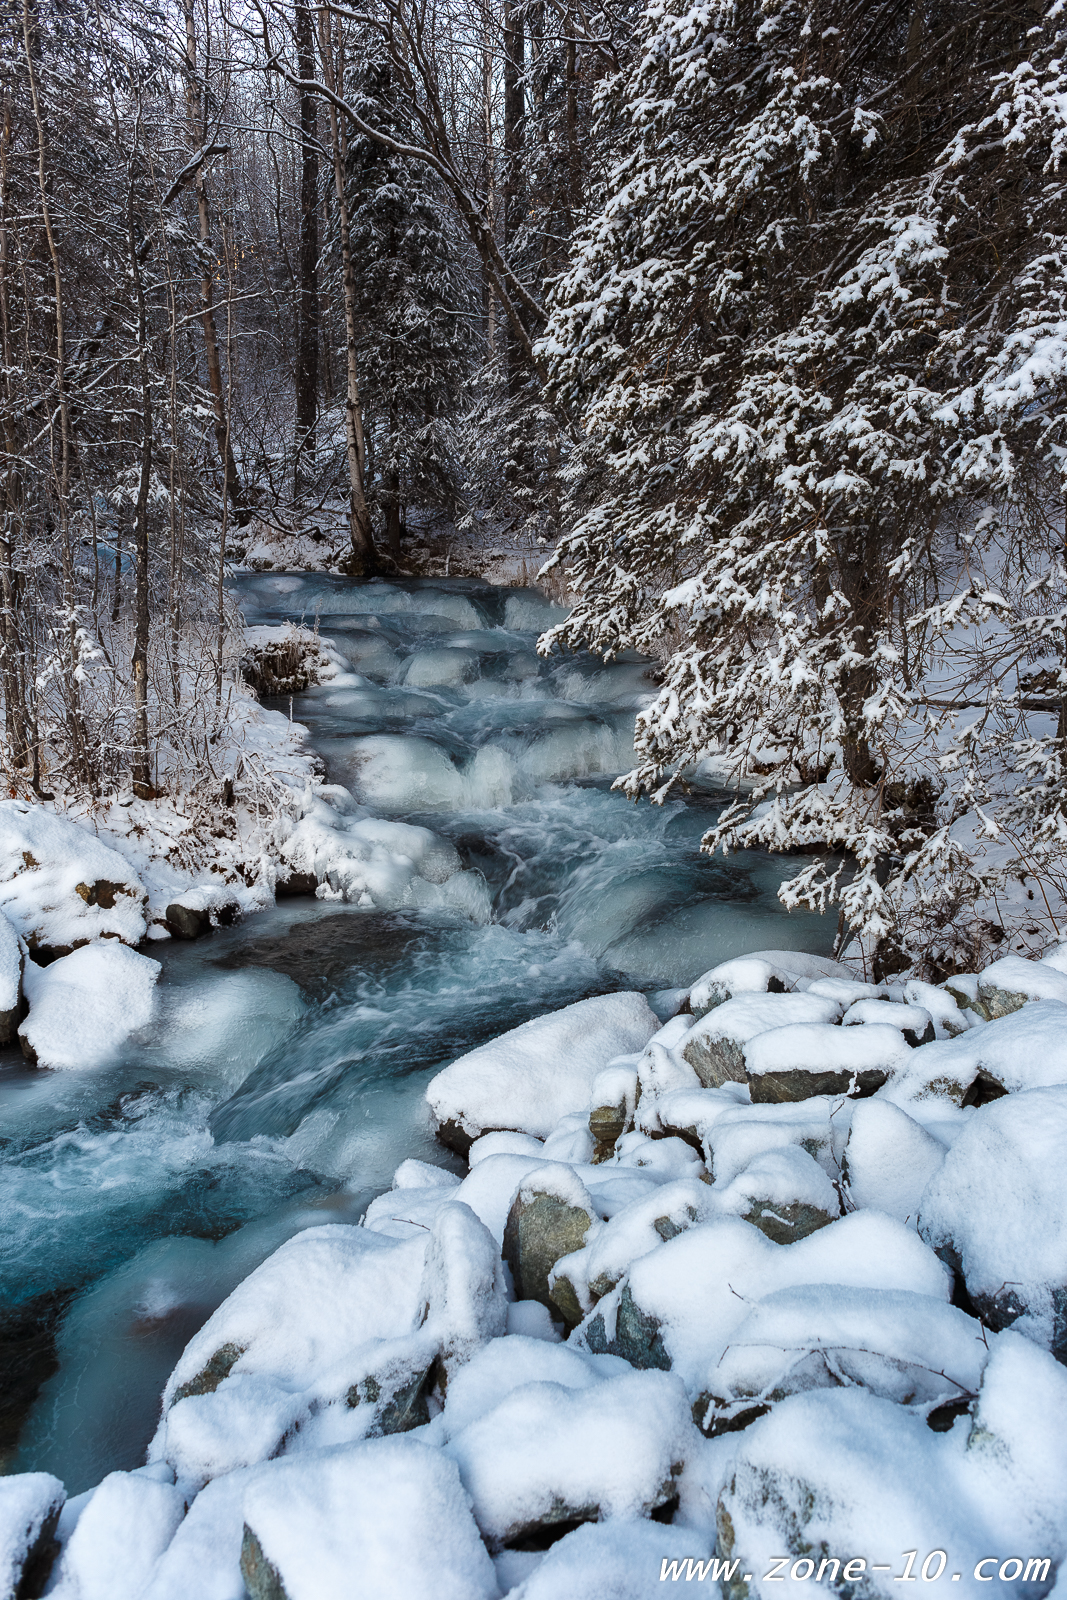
[{"left": 2, "top": 0, "right": 1066, "bottom": 978}]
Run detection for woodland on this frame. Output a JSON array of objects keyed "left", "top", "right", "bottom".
[{"left": 2, "top": 0, "right": 1067, "bottom": 973}]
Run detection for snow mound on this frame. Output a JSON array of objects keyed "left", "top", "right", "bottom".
[
  {"left": 426, "top": 992, "right": 659, "bottom": 1150},
  {"left": 241, "top": 1437, "right": 498, "bottom": 1600},
  {"left": 19, "top": 943, "right": 161, "bottom": 1069},
  {"left": 0, "top": 799, "right": 147, "bottom": 955},
  {"left": 437, "top": 1334, "right": 627, "bottom": 1438},
  {"left": 444, "top": 1368, "right": 696, "bottom": 1549},
  {"left": 47, "top": 1469, "right": 186, "bottom": 1600},
  {"left": 918, "top": 1086, "right": 1067, "bottom": 1359}
]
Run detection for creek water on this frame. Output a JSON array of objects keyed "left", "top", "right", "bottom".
[{"left": 0, "top": 572, "right": 830, "bottom": 1493}]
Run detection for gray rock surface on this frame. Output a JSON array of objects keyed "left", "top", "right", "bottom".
[{"left": 503, "top": 1188, "right": 596, "bottom": 1329}]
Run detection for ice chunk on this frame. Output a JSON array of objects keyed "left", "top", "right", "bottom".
[
  {"left": 445, "top": 1368, "right": 696, "bottom": 1550},
  {"left": 918, "top": 1086, "right": 1067, "bottom": 1358},
  {"left": 843, "top": 1099, "right": 946, "bottom": 1224},
  {"left": 0, "top": 799, "right": 147, "bottom": 955},
  {"left": 19, "top": 943, "right": 161, "bottom": 1069},
  {"left": 427, "top": 992, "right": 659, "bottom": 1152},
  {"left": 746, "top": 1022, "right": 911, "bottom": 1101},
  {"left": 241, "top": 1437, "right": 498, "bottom": 1600},
  {"left": 402, "top": 647, "right": 480, "bottom": 687},
  {"left": 681, "top": 992, "right": 843, "bottom": 1087},
  {"left": 0, "top": 1472, "right": 64, "bottom": 1600}
]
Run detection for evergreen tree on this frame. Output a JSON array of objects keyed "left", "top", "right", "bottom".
[
  {"left": 540, "top": 0, "right": 1067, "bottom": 977},
  {"left": 343, "top": 60, "right": 473, "bottom": 555}
]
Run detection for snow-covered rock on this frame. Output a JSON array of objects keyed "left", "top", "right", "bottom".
[
  {"left": 713, "top": 1145, "right": 840, "bottom": 1243},
  {"left": 695, "top": 1284, "right": 989, "bottom": 1436},
  {"left": 498, "top": 1519, "right": 713, "bottom": 1600},
  {"left": 704, "top": 1097, "right": 853, "bottom": 1186},
  {"left": 680, "top": 992, "right": 843, "bottom": 1087},
  {"left": 688, "top": 949, "right": 850, "bottom": 1016},
  {"left": 745, "top": 1021, "right": 911, "bottom": 1102},
  {"left": 842, "top": 997, "right": 934, "bottom": 1045},
  {"left": 426, "top": 992, "right": 659, "bottom": 1154},
  {"left": 549, "top": 1177, "right": 714, "bottom": 1316},
  {"left": 19, "top": 943, "right": 161, "bottom": 1069},
  {"left": 151, "top": 1225, "right": 427, "bottom": 1485},
  {"left": 716, "top": 1333, "right": 1067, "bottom": 1597},
  {"left": 902, "top": 978, "right": 976, "bottom": 1039},
  {"left": 0, "top": 799, "right": 148, "bottom": 956},
  {"left": 842, "top": 1099, "right": 946, "bottom": 1224},
  {"left": 240, "top": 1437, "right": 498, "bottom": 1600},
  {"left": 47, "top": 1469, "right": 186, "bottom": 1600},
  {"left": 978, "top": 953, "right": 1067, "bottom": 1018},
  {"left": 416, "top": 1201, "right": 508, "bottom": 1376},
  {"left": 886, "top": 1001, "right": 1067, "bottom": 1105},
  {"left": 918, "top": 1086, "right": 1067, "bottom": 1360},
  {"left": 587, "top": 1061, "right": 639, "bottom": 1161},
  {"left": 0, "top": 906, "right": 23, "bottom": 1044},
  {"left": 579, "top": 1211, "right": 950, "bottom": 1391},
  {"left": 436, "top": 1335, "right": 627, "bottom": 1440},
  {"left": 0, "top": 1471, "right": 64, "bottom": 1600},
  {"left": 502, "top": 1167, "right": 599, "bottom": 1327},
  {"left": 444, "top": 1368, "right": 696, "bottom": 1550}
]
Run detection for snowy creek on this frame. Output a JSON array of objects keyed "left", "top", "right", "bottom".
[{"left": 0, "top": 572, "right": 831, "bottom": 1495}]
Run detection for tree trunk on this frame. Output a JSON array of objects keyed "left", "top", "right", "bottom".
[
  {"left": 318, "top": 7, "right": 376, "bottom": 576},
  {"left": 502, "top": 0, "right": 525, "bottom": 398},
  {"left": 0, "top": 93, "right": 27, "bottom": 771},
  {"left": 294, "top": 0, "right": 319, "bottom": 489},
  {"left": 183, "top": 0, "right": 248, "bottom": 524},
  {"left": 128, "top": 184, "right": 153, "bottom": 797}
]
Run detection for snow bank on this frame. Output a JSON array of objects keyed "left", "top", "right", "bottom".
[
  {"left": 427, "top": 992, "right": 659, "bottom": 1150},
  {"left": 0, "top": 799, "right": 147, "bottom": 954},
  {"left": 242, "top": 1437, "right": 498, "bottom": 1600},
  {"left": 19, "top": 943, "right": 161, "bottom": 1069}
]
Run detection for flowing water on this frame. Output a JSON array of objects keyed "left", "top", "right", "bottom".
[{"left": 0, "top": 572, "right": 831, "bottom": 1492}]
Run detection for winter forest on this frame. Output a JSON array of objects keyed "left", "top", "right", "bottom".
[
  {"left": 5, "top": 0, "right": 1067, "bottom": 1593},
  {"left": 1, "top": 0, "right": 1065, "bottom": 974}
]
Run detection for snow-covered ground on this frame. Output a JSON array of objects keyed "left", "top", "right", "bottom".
[{"left": 3, "top": 938, "right": 1067, "bottom": 1597}]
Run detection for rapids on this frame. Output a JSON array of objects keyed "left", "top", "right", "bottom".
[{"left": 0, "top": 572, "right": 831, "bottom": 1491}]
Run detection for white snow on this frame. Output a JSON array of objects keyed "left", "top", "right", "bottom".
[
  {"left": 502, "top": 1519, "right": 713, "bottom": 1599},
  {"left": 426, "top": 992, "right": 659, "bottom": 1142},
  {"left": 0, "top": 906, "right": 21, "bottom": 1014},
  {"left": 713, "top": 1144, "right": 840, "bottom": 1220},
  {"left": 688, "top": 950, "right": 851, "bottom": 1014},
  {"left": 550, "top": 1177, "right": 715, "bottom": 1311},
  {"left": 416, "top": 1201, "right": 509, "bottom": 1372},
  {"left": 705, "top": 1098, "right": 854, "bottom": 1186},
  {"left": 681, "top": 992, "right": 843, "bottom": 1080},
  {"left": 19, "top": 943, "right": 161, "bottom": 1070},
  {"left": 242, "top": 1437, "right": 498, "bottom": 1600},
  {"left": 887, "top": 1001, "right": 1067, "bottom": 1099},
  {"left": 979, "top": 953, "right": 1067, "bottom": 1005},
  {"left": 842, "top": 998, "right": 933, "bottom": 1038},
  {"left": 0, "top": 799, "right": 147, "bottom": 952},
  {"left": 435, "top": 1335, "right": 628, "bottom": 1438}
]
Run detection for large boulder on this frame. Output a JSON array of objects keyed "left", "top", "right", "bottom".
[
  {"left": 745, "top": 1022, "right": 911, "bottom": 1102},
  {"left": 19, "top": 943, "right": 161, "bottom": 1069},
  {"left": 426, "top": 992, "right": 659, "bottom": 1155},
  {"left": 715, "top": 1334, "right": 1067, "bottom": 1598},
  {"left": 578, "top": 1212, "right": 950, "bottom": 1391},
  {"left": 680, "top": 993, "right": 843, "bottom": 1088},
  {"left": 918, "top": 1086, "right": 1067, "bottom": 1361},
  {"left": 0, "top": 1472, "right": 64, "bottom": 1600},
  {"left": 240, "top": 1437, "right": 498, "bottom": 1600},
  {"left": 0, "top": 799, "right": 147, "bottom": 958}
]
